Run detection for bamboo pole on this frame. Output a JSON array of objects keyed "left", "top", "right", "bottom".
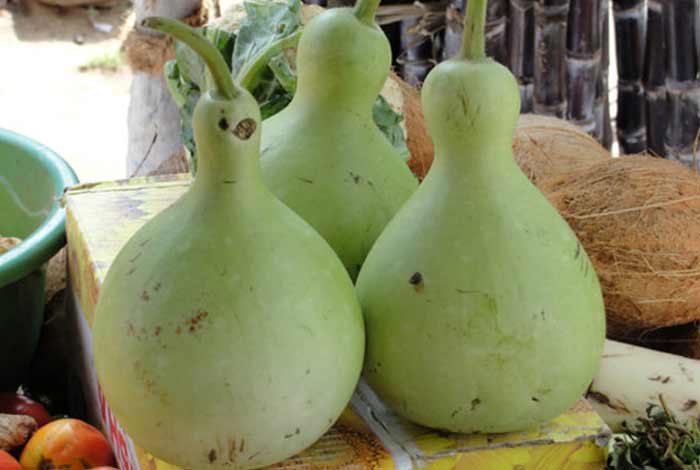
[
  {"left": 400, "top": 16, "right": 435, "bottom": 86},
  {"left": 444, "top": 0, "right": 507, "bottom": 65},
  {"left": 643, "top": 0, "right": 666, "bottom": 157},
  {"left": 508, "top": 0, "right": 535, "bottom": 112},
  {"left": 443, "top": 0, "right": 464, "bottom": 59},
  {"left": 533, "top": 0, "right": 569, "bottom": 118},
  {"left": 565, "top": 0, "right": 601, "bottom": 136},
  {"left": 595, "top": 0, "right": 613, "bottom": 148},
  {"left": 663, "top": 0, "right": 700, "bottom": 168},
  {"left": 613, "top": 0, "right": 647, "bottom": 154},
  {"left": 486, "top": 0, "right": 508, "bottom": 65}
]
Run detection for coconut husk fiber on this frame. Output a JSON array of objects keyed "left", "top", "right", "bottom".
[
  {"left": 513, "top": 114, "right": 611, "bottom": 185},
  {"left": 541, "top": 156, "right": 700, "bottom": 329}
]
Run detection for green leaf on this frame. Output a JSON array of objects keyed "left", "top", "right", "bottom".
[
  {"left": 232, "top": 0, "right": 301, "bottom": 78},
  {"left": 373, "top": 95, "right": 410, "bottom": 162}
]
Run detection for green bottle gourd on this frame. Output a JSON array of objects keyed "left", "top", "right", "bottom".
[
  {"left": 92, "top": 19, "right": 365, "bottom": 470},
  {"left": 259, "top": 0, "right": 418, "bottom": 280},
  {"left": 355, "top": 0, "right": 606, "bottom": 433}
]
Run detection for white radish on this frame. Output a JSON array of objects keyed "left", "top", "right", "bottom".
[{"left": 588, "top": 340, "right": 700, "bottom": 431}]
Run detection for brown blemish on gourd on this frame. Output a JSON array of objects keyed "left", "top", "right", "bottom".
[
  {"left": 349, "top": 171, "right": 362, "bottom": 184},
  {"left": 208, "top": 449, "right": 217, "bottom": 463},
  {"left": 218, "top": 118, "right": 229, "bottom": 130},
  {"left": 470, "top": 398, "right": 481, "bottom": 410},
  {"left": 154, "top": 326, "right": 161, "bottom": 337},
  {"left": 239, "top": 438, "right": 245, "bottom": 453},
  {"left": 409, "top": 272, "right": 424, "bottom": 293},
  {"left": 154, "top": 282, "right": 162, "bottom": 292},
  {"left": 126, "top": 322, "right": 137, "bottom": 337},
  {"left": 186, "top": 309, "right": 209, "bottom": 333},
  {"left": 139, "top": 238, "right": 151, "bottom": 247},
  {"left": 130, "top": 252, "right": 142, "bottom": 263},
  {"left": 175, "top": 326, "right": 182, "bottom": 335},
  {"left": 233, "top": 118, "right": 256, "bottom": 140},
  {"left": 649, "top": 375, "right": 671, "bottom": 384},
  {"left": 297, "top": 177, "right": 314, "bottom": 184},
  {"left": 141, "top": 291, "right": 150, "bottom": 301},
  {"left": 531, "top": 396, "right": 540, "bottom": 402}
]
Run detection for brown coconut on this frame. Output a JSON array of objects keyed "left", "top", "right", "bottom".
[
  {"left": 513, "top": 114, "right": 611, "bottom": 184},
  {"left": 541, "top": 156, "right": 700, "bottom": 329}
]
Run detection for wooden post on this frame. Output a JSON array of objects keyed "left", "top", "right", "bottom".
[{"left": 126, "top": 0, "right": 206, "bottom": 177}]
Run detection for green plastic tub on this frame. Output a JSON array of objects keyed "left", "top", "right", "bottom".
[{"left": 0, "top": 129, "right": 78, "bottom": 391}]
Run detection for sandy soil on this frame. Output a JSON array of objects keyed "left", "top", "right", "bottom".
[{"left": 0, "top": 0, "right": 134, "bottom": 183}]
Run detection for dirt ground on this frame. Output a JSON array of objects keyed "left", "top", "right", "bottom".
[{"left": 0, "top": 0, "right": 134, "bottom": 183}]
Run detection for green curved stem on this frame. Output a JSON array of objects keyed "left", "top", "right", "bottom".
[
  {"left": 236, "top": 30, "right": 302, "bottom": 92},
  {"left": 142, "top": 16, "right": 238, "bottom": 100},
  {"left": 459, "top": 0, "right": 487, "bottom": 60},
  {"left": 353, "top": 0, "right": 381, "bottom": 25}
]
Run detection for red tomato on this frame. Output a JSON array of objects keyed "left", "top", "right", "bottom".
[
  {"left": 0, "top": 394, "right": 52, "bottom": 427},
  {"left": 0, "top": 450, "right": 21, "bottom": 470},
  {"left": 19, "top": 419, "right": 115, "bottom": 470}
]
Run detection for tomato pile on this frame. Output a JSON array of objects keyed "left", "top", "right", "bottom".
[{"left": 0, "top": 393, "right": 116, "bottom": 470}]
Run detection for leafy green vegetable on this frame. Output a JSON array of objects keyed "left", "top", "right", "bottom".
[
  {"left": 607, "top": 395, "right": 700, "bottom": 470},
  {"left": 167, "top": 0, "right": 409, "bottom": 173},
  {"left": 373, "top": 95, "right": 409, "bottom": 162},
  {"left": 232, "top": 0, "right": 301, "bottom": 79}
]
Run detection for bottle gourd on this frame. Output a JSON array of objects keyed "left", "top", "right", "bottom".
[
  {"left": 92, "top": 19, "right": 364, "bottom": 470},
  {"left": 356, "top": 0, "right": 606, "bottom": 433},
  {"left": 259, "top": 0, "right": 418, "bottom": 280}
]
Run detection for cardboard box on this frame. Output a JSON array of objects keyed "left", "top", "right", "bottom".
[{"left": 64, "top": 176, "right": 611, "bottom": 470}]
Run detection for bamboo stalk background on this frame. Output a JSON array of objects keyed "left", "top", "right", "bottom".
[
  {"left": 508, "top": 0, "right": 535, "bottom": 112},
  {"left": 663, "top": 0, "right": 700, "bottom": 167},
  {"left": 595, "top": 0, "right": 612, "bottom": 148},
  {"left": 613, "top": 0, "right": 646, "bottom": 154},
  {"left": 643, "top": 0, "right": 666, "bottom": 157},
  {"left": 565, "top": 0, "right": 601, "bottom": 136},
  {"left": 297, "top": 0, "right": 700, "bottom": 164},
  {"left": 533, "top": 0, "right": 569, "bottom": 118}
]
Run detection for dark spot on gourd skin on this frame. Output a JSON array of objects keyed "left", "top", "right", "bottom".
[
  {"left": 409, "top": 272, "right": 424, "bottom": 293},
  {"left": 233, "top": 118, "right": 257, "bottom": 140},
  {"left": 141, "top": 290, "right": 150, "bottom": 301},
  {"left": 218, "top": 118, "right": 229, "bottom": 130},
  {"left": 208, "top": 449, "right": 217, "bottom": 462},
  {"left": 185, "top": 310, "right": 209, "bottom": 333},
  {"left": 297, "top": 177, "right": 314, "bottom": 184},
  {"left": 470, "top": 398, "right": 481, "bottom": 410},
  {"left": 531, "top": 396, "right": 540, "bottom": 402}
]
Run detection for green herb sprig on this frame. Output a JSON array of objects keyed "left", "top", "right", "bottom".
[{"left": 608, "top": 395, "right": 700, "bottom": 470}]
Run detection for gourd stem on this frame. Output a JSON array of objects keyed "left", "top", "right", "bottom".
[
  {"left": 142, "top": 16, "right": 238, "bottom": 100},
  {"left": 458, "top": 0, "right": 487, "bottom": 60},
  {"left": 236, "top": 30, "right": 302, "bottom": 92},
  {"left": 353, "top": 0, "right": 381, "bottom": 25}
]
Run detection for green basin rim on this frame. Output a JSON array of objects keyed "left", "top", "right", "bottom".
[{"left": 0, "top": 128, "right": 79, "bottom": 287}]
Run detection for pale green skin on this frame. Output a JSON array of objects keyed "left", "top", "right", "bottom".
[
  {"left": 93, "top": 85, "right": 365, "bottom": 469},
  {"left": 260, "top": 8, "right": 418, "bottom": 280},
  {"left": 356, "top": 59, "right": 606, "bottom": 433}
]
